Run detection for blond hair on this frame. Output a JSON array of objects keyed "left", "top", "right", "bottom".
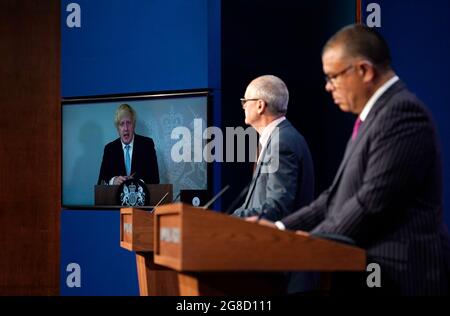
[{"left": 114, "top": 103, "right": 136, "bottom": 127}]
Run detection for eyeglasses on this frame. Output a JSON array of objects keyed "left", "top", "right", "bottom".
[
  {"left": 240, "top": 98, "right": 259, "bottom": 108},
  {"left": 324, "top": 65, "right": 355, "bottom": 86}
]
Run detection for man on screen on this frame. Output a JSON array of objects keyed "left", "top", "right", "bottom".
[{"left": 97, "top": 103, "right": 160, "bottom": 185}]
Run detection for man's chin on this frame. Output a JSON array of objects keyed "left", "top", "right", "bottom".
[{"left": 337, "top": 103, "right": 351, "bottom": 112}]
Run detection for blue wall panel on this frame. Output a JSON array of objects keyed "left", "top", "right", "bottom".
[
  {"left": 62, "top": 0, "right": 209, "bottom": 97},
  {"left": 61, "top": 210, "right": 139, "bottom": 295},
  {"left": 361, "top": 0, "right": 450, "bottom": 227}
]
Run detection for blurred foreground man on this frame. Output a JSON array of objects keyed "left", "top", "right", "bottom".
[{"left": 253, "top": 25, "right": 450, "bottom": 296}]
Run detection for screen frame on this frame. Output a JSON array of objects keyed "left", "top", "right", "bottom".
[{"left": 61, "top": 89, "right": 213, "bottom": 210}]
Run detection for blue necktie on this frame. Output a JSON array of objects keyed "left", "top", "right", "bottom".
[{"left": 125, "top": 144, "right": 131, "bottom": 176}]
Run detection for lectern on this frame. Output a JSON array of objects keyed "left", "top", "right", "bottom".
[
  {"left": 120, "top": 208, "right": 179, "bottom": 296},
  {"left": 117, "top": 184, "right": 178, "bottom": 296},
  {"left": 153, "top": 203, "right": 366, "bottom": 296}
]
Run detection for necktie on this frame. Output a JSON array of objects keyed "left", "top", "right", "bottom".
[
  {"left": 125, "top": 144, "right": 131, "bottom": 176},
  {"left": 351, "top": 117, "right": 362, "bottom": 141}
]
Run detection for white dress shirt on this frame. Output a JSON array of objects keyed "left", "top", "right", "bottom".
[
  {"left": 359, "top": 75, "right": 399, "bottom": 122},
  {"left": 258, "top": 116, "right": 286, "bottom": 163}
]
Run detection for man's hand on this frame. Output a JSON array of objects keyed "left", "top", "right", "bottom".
[
  {"left": 113, "top": 172, "right": 136, "bottom": 185},
  {"left": 295, "top": 230, "right": 310, "bottom": 237},
  {"left": 113, "top": 176, "right": 128, "bottom": 185},
  {"left": 246, "top": 216, "right": 277, "bottom": 228}
]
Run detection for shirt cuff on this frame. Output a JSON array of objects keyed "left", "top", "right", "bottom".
[
  {"left": 109, "top": 177, "right": 115, "bottom": 185},
  {"left": 274, "top": 221, "right": 286, "bottom": 230}
]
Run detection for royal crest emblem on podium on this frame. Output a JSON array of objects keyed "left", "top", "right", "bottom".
[{"left": 118, "top": 179, "right": 150, "bottom": 206}]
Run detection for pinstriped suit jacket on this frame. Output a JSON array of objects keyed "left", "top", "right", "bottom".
[{"left": 281, "top": 81, "right": 450, "bottom": 295}]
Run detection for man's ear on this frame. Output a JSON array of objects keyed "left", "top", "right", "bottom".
[
  {"left": 359, "top": 61, "right": 375, "bottom": 83},
  {"left": 257, "top": 100, "right": 266, "bottom": 115}
]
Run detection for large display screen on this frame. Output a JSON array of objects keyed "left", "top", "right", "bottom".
[{"left": 62, "top": 91, "right": 209, "bottom": 207}]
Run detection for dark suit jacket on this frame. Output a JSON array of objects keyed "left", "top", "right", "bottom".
[
  {"left": 233, "top": 119, "right": 315, "bottom": 221},
  {"left": 281, "top": 81, "right": 450, "bottom": 295},
  {"left": 97, "top": 134, "right": 160, "bottom": 185}
]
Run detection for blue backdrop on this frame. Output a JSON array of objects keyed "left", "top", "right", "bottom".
[
  {"left": 62, "top": 0, "right": 209, "bottom": 96},
  {"left": 61, "top": 210, "right": 139, "bottom": 295}
]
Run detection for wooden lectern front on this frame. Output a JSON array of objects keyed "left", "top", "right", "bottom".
[
  {"left": 120, "top": 208, "right": 179, "bottom": 296},
  {"left": 118, "top": 184, "right": 177, "bottom": 296},
  {"left": 153, "top": 203, "right": 366, "bottom": 296}
]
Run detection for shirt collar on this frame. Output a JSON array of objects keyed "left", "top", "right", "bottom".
[
  {"left": 360, "top": 76, "right": 399, "bottom": 122},
  {"left": 259, "top": 116, "right": 286, "bottom": 148}
]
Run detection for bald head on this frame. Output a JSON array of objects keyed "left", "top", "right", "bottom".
[{"left": 247, "top": 75, "right": 289, "bottom": 116}]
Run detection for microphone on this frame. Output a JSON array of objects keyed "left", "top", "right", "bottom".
[
  {"left": 172, "top": 191, "right": 181, "bottom": 202},
  {"left": 224, "top": 183, "right": 250, "bottom": 214},
  {"left": 151, "top": 192, "right": 169, "bottom": 212},
  {"left": 202, "top": 185, "right": 230, "bottom": 210}
]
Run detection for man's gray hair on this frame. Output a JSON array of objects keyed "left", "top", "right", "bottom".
[{"left": 250, "top": 75, "right": 289, "bottom": 115}]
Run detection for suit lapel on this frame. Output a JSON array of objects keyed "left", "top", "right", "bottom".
[
  {"left": 243, "top": 143, "right": 267, "bottom": 208},
  {"left": 329, "top": 80, "right": 406, "bottom": 192},
  {"left": 115, "top": 139, "right": 126, "bottom": 175},
  {"left": 243, "top": 120, "right": 289, "bottom": 208},
  {"left": 330, "top": 138, "right": 354, "bottom": 190},
  {"left": 131, "top": 134, "right": 139, "bottom": 174}
]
